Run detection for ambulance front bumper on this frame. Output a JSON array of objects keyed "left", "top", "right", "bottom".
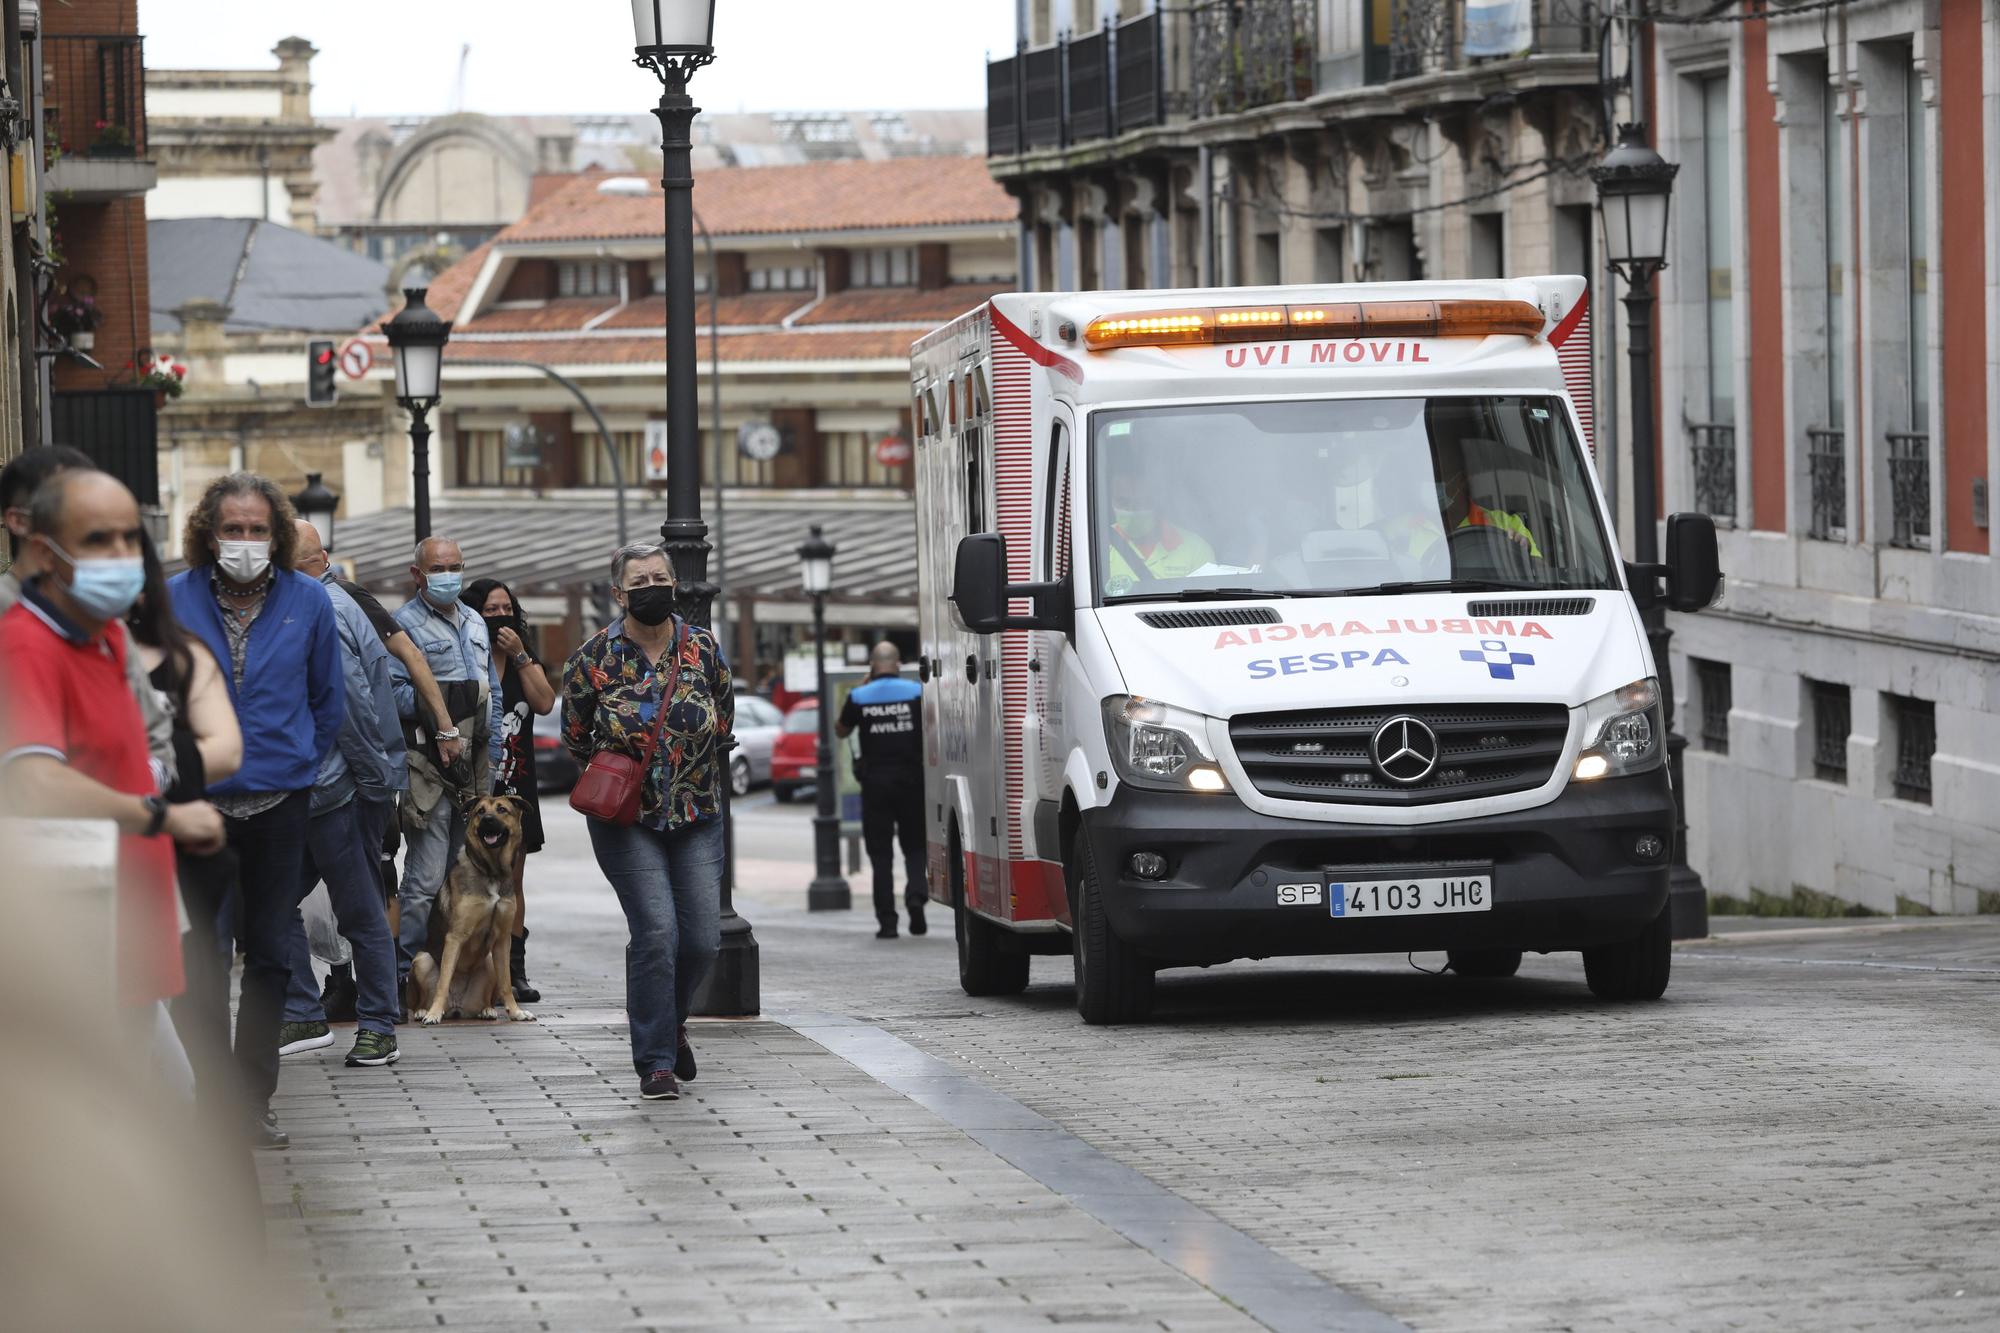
[{"left": 1080, "top": 773, "right": 1673, "bottom": 964}]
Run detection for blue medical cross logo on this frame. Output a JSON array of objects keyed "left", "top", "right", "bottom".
[{"left": 1460, "top": 638, "right": 1536, "bottom": 680}]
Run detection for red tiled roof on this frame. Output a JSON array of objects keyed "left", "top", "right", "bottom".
[
  {"left": 590, "top": 291, "right": 807, "bottom": 331},
  {"left": 461, "top": 298, "right": 620, "bottom": 333},
  {"left": 793, "top": 285, "right": 1004, "bottom": 327},
  {"left": 502, "top": 157, "right": 1015, "bottom": 244},
  {"left": 439, "top": 328, "right": 915, "bottom": 366}
]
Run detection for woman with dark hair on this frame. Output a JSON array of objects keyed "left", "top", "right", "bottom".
[
  {"left": 125, "top": 529, "right": 244, "bottom": 1142},
  {"left": 463, "top": 575, "right": 555, "bottom": 1002}
]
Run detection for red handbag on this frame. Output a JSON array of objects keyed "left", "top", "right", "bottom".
[{"left": 569, "top": 625, "right": 685, "bottom": 826}]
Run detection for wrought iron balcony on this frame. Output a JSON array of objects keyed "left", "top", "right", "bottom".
[
  {"left": 52, "top": 389, "right": 158, "bottom": 507},
  {"left": 988, "top": 12, "right": 1166, "bottom": 159},
  {"left": 1687, "top": 421, "right": 1736, "bottom": 523},
  {"left": 1886, "top": 431, "right": 1930, "bottom": 550},
  {"left": 1805, "top": 427, "right": 1846, "bottom": 541},
  {"left": 1369, "top": 0, "right": 1599, "bottom": 84},
  {"left": 1187, "top": 0, "right": 1318, "bottom": 120}
]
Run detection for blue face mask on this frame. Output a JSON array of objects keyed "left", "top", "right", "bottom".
[
  {"left": 44, "top": 538, "right": 146, "bottom": 620},
  {"left": 422, "top": 570, "right": 464, "bottom": 606}
]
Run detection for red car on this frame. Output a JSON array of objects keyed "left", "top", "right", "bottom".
[{"left": 770, "top": 698, "right": 818, "bottom": 803}]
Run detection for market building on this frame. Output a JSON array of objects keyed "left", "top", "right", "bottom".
[{"left": 333, "top": 153, "right": 1017, "bottom": 682}]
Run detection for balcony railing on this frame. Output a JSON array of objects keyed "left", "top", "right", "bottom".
[
  {"left": 1806, "top": 427, "right": 1846, "bottom": 541},
  {"left": 1687, "top": 421, "right": 1736, "bottom": 523},
  {"left": 1188, "top": 0, "right": 1318, "bottom": 120},
  {"left": 1886, "top": 430, "right": 1930, "bottom": 550},
  {"left": 1369, "top": 0, "right": 1597, "bottom": 83},
  {"left": 988, "top": 12, "right": 1165, "bottom": 159},
  {"left": 52, "top": 389, "right": 158, "bottom": 507},
  {"left": 45, "top": 34, "right": 147, "bottom": 158}
]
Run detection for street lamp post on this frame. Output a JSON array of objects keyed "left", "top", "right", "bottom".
[
  {"left": 632, "top": 0, "right": 759, "bottom": 1013},
  {"left": 291, "top": 472, "right": 339, "bottom": 553},
  {"left": 382, "top": 287, "right": 452, "bottom": 544},
  {"left": 1593, "top": 122, "right": 1707, "bottom": 939},
  {"left": 800, "top": 525, "right": 850, "bottom": 912}
]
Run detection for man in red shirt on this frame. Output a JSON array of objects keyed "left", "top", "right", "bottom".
[{"left": 0, "top": 470, "right": 224, "bottom": 1020}]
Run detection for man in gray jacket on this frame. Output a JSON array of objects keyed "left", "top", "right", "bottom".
[{"left": 278, "top": 521, "right": 402, "bottom": 1067}]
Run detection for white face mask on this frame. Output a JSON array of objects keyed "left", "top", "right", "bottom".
[{"left": 216, "top": 539, "right": 272, "bottom": 584}]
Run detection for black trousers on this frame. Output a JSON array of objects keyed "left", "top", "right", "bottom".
[
  {"left": 860, "top": 780, "right": 926, "bottom": 928},
  {"left": 223, "top": 790, "right": 312, "bottom": 1116}
]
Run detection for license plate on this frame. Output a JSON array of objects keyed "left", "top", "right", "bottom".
[{"left": 1328, "top": 875, "right": 1492, "bottom": 918}]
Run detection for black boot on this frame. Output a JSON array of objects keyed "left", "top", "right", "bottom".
[
  {"left": 319, "top": 962, "right": 357, "bottom": 1022},
  {"left": 510, "top": 929, "right": 540, "bottom": 1003}
]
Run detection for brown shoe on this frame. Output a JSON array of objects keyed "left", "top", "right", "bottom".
[{"left": 639, "top": 1069, "right": 680, "bottom": 1101}]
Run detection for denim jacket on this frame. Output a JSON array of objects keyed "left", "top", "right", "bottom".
[
  {"left": 313, "top": 579, "right": 398, "bottom": 815},
  {"left": 390, "top": 592, "right": 502, "bottom": 767}
]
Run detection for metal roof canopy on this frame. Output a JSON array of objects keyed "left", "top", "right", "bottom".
[{"left": 335, "top": 494, "right": 917, "bottom": 607}]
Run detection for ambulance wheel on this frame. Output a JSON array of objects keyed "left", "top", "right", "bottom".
[
  {"left": 953, "top": 837, "right": 1028, "bottom": 997},
  {"left": 1069, "top": 831, "right": 1154, "bottom": 1025},
  {"left": 1582, "top": 903, "right": 1672, "bottom": 1001},
  {"left": 1446, "top": 948, "right": 1522, "bottom": 979}
]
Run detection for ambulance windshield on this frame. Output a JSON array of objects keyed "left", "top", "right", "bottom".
[{"left": 1090, "top": 396, "right": 1616, "bottom": 603}]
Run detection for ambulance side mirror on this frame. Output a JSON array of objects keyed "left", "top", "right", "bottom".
[
  {"left": 952, "top": 533, "right": 1069, "bottom": 636},
  {"left": 1664, "top": 512, "right": 1723, "bottom": 612}
]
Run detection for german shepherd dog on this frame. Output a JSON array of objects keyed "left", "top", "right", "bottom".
[{"left": 409, "top": 795, "right": 536, "bottom": 1025}]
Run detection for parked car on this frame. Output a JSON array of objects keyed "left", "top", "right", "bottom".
[
  {"left": 730, "top": 694, "right": 785, "bottom": 796},
  {"left": 532, "top": 706, "right": 579, "bottom": 794},
  {"left": 770, "top": 698, "right": 818, "bottom": 803}
]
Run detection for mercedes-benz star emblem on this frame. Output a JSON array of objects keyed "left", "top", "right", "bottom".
[{"left": 1370, "top": 716, "right": 1440, "bottom": 785}]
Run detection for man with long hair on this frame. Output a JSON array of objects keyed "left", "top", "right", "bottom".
[{"left": 166, "top": 473, "right": 342, "bottom": 1150}]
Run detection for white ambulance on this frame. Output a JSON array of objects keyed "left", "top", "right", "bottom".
[{"left": 909, "top": 277, "right": 1721, "bottom": 1023}]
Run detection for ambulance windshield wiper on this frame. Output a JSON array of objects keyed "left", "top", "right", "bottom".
[
  {"left": 1109, "top": 588, "right": 1296, "bottom": 603},
  {"left": 1328, "top": 579, "right": 1522, "bottom": 597}
]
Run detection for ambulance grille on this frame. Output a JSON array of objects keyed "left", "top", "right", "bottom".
[
  {"left": 1465, "top": 597, "right": 1596, "bottom": 618},
  {"left": 1229, "top": 703, "right": 1572, "bottom": 806},
  {"left": 1138, "top": 607, "right": 1283, "bottom": 630}
]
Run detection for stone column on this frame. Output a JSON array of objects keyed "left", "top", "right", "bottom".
[{"left": 177, "top": 301, "right": 231, "bottom": 391}]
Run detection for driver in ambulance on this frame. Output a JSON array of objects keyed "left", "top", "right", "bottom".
[
  {"left": 1388, "top": 434, "right": 1542, "bottom": 562},
  {"left": 1103, "top": 463, "right": 1216, "bottom": 588}
]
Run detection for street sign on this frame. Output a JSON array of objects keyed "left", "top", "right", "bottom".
[
  {"left": 874, "top": 432, "right": 912, "bottom": 468},
  {"left": 644, "top": 420, "right": 670, "bottom": 482},
  {"left": 738, "top": 421, "right": 783, "bottom": 462},
  {"left": 338, "top": 339, "right": 373, "bottom": 380}
]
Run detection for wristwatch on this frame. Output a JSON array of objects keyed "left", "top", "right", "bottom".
[
  {"left": 436, "top": 727, "right": 461, "bottom": 740},
  {"left": 141, "top": 795, "right": 168, "bottom": 837},
  {"left": 513, "top": 652, "right": 532, "bottom": 668}
]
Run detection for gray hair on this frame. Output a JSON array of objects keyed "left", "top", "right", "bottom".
[{"left": 609, "top": 542, "right": 676, "bottom": 588}]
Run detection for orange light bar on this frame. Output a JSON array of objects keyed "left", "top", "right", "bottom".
[{"left": 1081, "top": 298, "right": 1546, "bottom": 350}]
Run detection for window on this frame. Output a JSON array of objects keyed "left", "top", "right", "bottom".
[
  {"left": 1695, "top": 659, "right": 1731, "bottom": 754},
  {"left": 649, "top": 259, "right": 708, "bottom": 294},
  {"left": 1889, "top": 695, "right": 1935, "bottom": 803},
  {"left": 1700, "top": 74, "right": 1735, "bottom": 429},
  {"left": 456, "top": 430, "right": 538, "bottom": 488},
  {"left": 1313, "top": 226, "right": 1345, "bottom": 283},
  {"left": 961, "top": 371, "right": 988, "bottom": 534},
  {"left": 1044, "top": 421, "right": 1071, "bottom": 582},
  {"left": 747, "top": 264, "right": 815, "bottom": 292},
  {"left": 1823, "top": 78, "right": 1850, "bottom": 439},
  {"left": 851, "top": 247, "right": 915, "bottom": 288},
  {"left": 557, "top": 260, "right": 621, "bottom": 298},
  {"left": 1253, "top": 232, "right": 1281, "bottom": 286},
  {"left": 1468, "top": 212, "right": 1504, "bottom": 279},
  {"left": 1810, "top": 680, "right": 1849, "bottom": 782},
  {"left": 820, "top": 431, "right": 908, "bottom": 489},
  {"left": 707, "top": 429, "right": 775, "bottom": 488},
  {"left": 1904, "top": 52, "right": 1929, "bottom": 438}
]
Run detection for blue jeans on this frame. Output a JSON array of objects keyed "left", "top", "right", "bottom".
[
  {"left": 285, "top": 797, "right": 399, "bottom": 1035},
  {"left": 585, "top": 816, "right": 724, "bottom": 1074},
  {"left": 398, "top": 796, "right": 465, "bottom": 977}
]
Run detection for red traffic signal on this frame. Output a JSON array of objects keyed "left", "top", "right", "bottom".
[{"left": 307, "top": 338, "right": 338, "bottom": 406}]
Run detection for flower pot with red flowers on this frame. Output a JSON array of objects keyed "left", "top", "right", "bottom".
[
  {"left": 132, "top": 351, "right": 189, "bottom": 405},
  {"left": 88, "top": 120, "right": 135, "bottom": 158}
]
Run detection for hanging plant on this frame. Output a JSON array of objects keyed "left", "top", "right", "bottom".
[
  {"left": 45, "top": 279, "right": 102, "bottom": 338},
  {"left": 89, "top": 118, "right": 134, "bottom": 157},
  {"left": 131, "top": 350, "right": 190, "bottom": 399}
]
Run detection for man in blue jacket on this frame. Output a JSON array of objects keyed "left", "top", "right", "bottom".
[
  {"left": 167, "top": 474, "right": 341, "bottom": 1151},
  {"left": 278, "top": 519, "right": 402, "bottom": 1069}
]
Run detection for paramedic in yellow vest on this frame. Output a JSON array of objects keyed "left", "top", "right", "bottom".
[
  {"left": 1407, "top": 435, "right": 1543, "bottom": 561},
  {"left": 1103, "top": 463, "right": 1216, "bottom": 588}
]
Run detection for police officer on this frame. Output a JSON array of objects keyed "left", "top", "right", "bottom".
[{"left": 835, "top": 642, "right": 926, "bottom": 940}]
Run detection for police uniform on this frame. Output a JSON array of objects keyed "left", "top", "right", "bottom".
[{"left": 838, "top": 674, "right": 927, "bottom": 935}]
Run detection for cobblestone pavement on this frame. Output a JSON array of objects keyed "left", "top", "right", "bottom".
[{"left": 266, "top": 799, "right": 2000, "bottom": 1331}]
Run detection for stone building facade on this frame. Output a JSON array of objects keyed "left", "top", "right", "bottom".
[{"left": 143, "top": 37, "right": 329, "bottom": 231}]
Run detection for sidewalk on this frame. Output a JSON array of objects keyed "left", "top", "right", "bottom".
[{"left": 262, "top": 853, "right": 1268, "bottom": 1331}]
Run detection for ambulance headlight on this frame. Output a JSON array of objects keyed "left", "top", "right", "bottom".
[
  {"left": 1103, "top": 695, "right": 1229, "bottom": 793},
  {"left": 1573, "top": 678, "right": 1664, "bottom": 780}
]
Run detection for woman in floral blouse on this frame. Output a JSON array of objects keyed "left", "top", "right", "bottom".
[{"left": 561, "top": 543, "right": 732, "bottom": 1102}]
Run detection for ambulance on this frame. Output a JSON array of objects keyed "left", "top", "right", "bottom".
[{"left": 909, "top": 277, "right": 1721, "bottom": 1024}]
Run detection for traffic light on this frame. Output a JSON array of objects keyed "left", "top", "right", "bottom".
[{"left": 307, "top": 338, "right": 338, "bottom": 407}]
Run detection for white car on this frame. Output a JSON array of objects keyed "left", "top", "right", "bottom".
[{"left": 730, "top": 694, "right": 786, "bottom": 797}]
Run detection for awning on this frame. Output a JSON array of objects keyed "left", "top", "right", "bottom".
[{"left": 333, "top": 493, "right": 918, "bottom": 607}]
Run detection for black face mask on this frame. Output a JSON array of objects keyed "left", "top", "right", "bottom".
[
  {"left": 625, "top": 585, "right": 676, "bottom": 626},
  {"left": 483, "top": 612, "right": 522, "bottom": 640}
]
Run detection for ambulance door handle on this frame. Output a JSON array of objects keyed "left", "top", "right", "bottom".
[
  {"left": 1028, "top": 657, "right": 1041, "bottom": 674},
  {"left": 965, "top": 654, "right": 978, "bottom": 683}
]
